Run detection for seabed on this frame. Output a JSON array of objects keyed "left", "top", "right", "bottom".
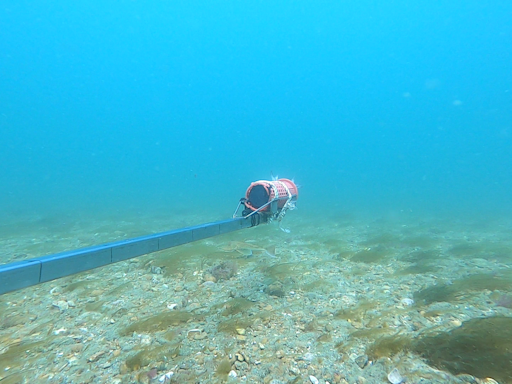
[{"left": 1, "top": 209, "right": 511, "bottom": 384}]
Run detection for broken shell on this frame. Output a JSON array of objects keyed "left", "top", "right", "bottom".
[
  {"left": 159, "top": 371, "right": 174, "bottom": 382},
  {"left": 387, "top": 368, "right": 404, "bottom": 384}
]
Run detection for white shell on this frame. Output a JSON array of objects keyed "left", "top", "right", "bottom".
[
  {"left": 387, "top": 368, "right": 404, "bottom": 384},
  {"left": 159, "top": 371, "right": 174, "bottom": 382},
  {"left": 401, "top": 298, "right": 414, "bottom": 306}
]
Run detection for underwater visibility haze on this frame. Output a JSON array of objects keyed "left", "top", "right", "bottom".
[
  {"left": 1, "top": 1, "right": 512, "bottom": 383},
  {"left": 1, "top": 0, "right": 511, "bottom": 217}
]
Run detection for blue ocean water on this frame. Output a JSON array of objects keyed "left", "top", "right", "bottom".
[{"left": 1, "top": 1, "right": 511, "bottom": 219}]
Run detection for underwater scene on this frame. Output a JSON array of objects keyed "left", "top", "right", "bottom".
[{"left": 1, "top": 1, "right": 512, "bottom": 383}]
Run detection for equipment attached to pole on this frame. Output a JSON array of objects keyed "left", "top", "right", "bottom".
[
  {"left": 232, "top": 178, "right": 298, "bottom": 232},
  {"left": 0, "top": 178, "right": 298, "bottom": 295}
]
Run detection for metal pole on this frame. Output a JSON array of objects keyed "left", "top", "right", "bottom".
[{"left": 0, "top": 216, "right": 257, "bottom": 296}]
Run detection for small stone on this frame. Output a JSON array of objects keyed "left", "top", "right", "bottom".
[
  {"left": 235, "top": 353, "right": 245, "bottom": 362},
  {"left": 275, "top": 350, "right": 285, "bottom": 359},
  {"left": 146, "top": 368, "right": 158, "bottom": 380},
  {"left": 303, "top": 352, "right": 315, "bottom": 361},
  {"left": 234, "top": 361, "right": 248, "bottom": 371},
  {"left": 355, "top": 355, "right": 368, "bottom": 369},
  {"left": 194, "top": 332, "right": 208, "bottom": 340},
  {"left": 236, "top": 328, "right": 246, "bottom": 335},
  {"left": 87, "top": 351, "right": 106, "bottom": 362},
  {"left": 70, "top": 344, "right": 83, "bottom": 353},
  {"left": 53, "top": 300, "right": 69, "bottom": 311},
  {"left": 203, "top": 274, "right": 217, "bottom": 283},
  {"left": 258, "top": 343, "right": 265, "bottom": 350},
  {"left": 265, "top": 282, "right": 285, "bottom": 297},
  {"left": 119, "top": 362, "right": 128, "bottom": 374},
  {"left": 309, "top": 375, "right": 319, "bottom": 384},
  {"left": 289, "top": 366, "right": 300, "bottom": 375},
  {"left": 450, "top": 319, "right": 462, "bottom": 327}
]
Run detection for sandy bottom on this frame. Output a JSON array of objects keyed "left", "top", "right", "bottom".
[{"left": 1, "top": 209, "right": 511, "bottom": 384}]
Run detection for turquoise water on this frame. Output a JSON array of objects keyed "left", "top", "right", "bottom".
[
  {"left": 1, "top": 1, "right": 512, "bottom": 383},
  {"left": 1, "top": 1, "right": 511, "bottom": 217}
]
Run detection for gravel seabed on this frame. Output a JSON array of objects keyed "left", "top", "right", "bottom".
[{"left": 1, "top": 210, "right": 511, "bottom": 384}]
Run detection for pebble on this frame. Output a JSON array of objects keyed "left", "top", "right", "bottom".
[
  {"left": 228, "top": 370, "right": 237, "bottom": 378},
  {"left": 194, "top": 332, "right": 208, "bottom": 340},
  {"left": 235, "top": 353, "right": 245, "bottom": 362},
  {"left": 53, "top": 300, "right": 69, "bottom": 311},
  {"left": 87, "top": 351, "right": 106, "bottom": 363},
  {"left": 450, "top": 319, "right": 462, "bottom": 327},
  {"left": 309, "top": 375, "right": 319, "bottom": 384},
  {"left": 303, "top": 352, "right": 315, "bottom": 361},
  {"left": 289, "top": 366, "right": 300, "bottom": 375},
  {"left": 355, "top": 355, "right": 368, "bottom": 369},
  {"left": 203, "top": 274, "right": 217, "bottom": 283}
]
